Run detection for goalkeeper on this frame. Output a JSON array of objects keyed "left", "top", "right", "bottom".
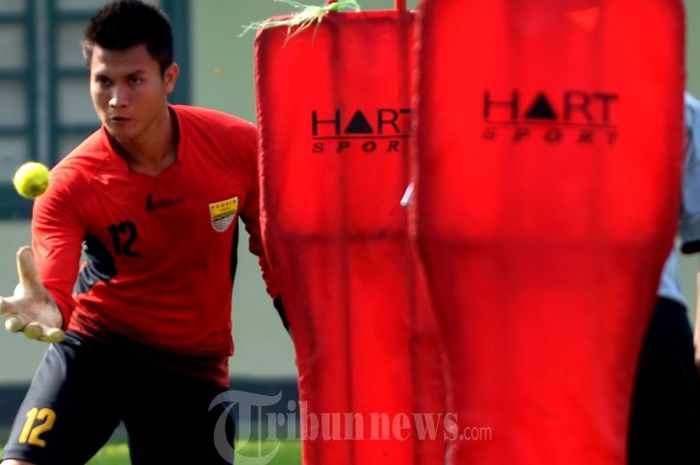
[{"left": 0, "top": 1, "right": 282, "bottom": 464}]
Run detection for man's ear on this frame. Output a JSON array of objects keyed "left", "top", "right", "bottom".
[{"left": 164, "top": 62, "right": 180, "bottom": 95}]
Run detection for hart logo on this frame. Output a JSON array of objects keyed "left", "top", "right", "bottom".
[
  {"left": 310, "top": 108, "right": 411, "bottom": 154},
  {"left": 482, "top": 90, "right": 620, "bottom": 145}
]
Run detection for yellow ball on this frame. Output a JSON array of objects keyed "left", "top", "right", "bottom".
[{"left": 13, "top": 162, "right": 50, "bottom": 199}]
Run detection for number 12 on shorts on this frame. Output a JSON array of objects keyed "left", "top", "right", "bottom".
[{"left": 18, "top": 407, "right": 56, "bottom": 447}]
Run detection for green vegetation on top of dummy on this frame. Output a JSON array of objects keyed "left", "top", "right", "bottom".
[{"left": 240, "top": 0, "right": 361, "bottom": 39}]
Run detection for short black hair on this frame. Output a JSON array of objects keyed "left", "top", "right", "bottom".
[{"left": 82, "top": 0, "right": 173, "bottom": 74}]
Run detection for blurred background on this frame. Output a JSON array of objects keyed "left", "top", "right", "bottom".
[{"left": 0, "top": 0, "right": 698, "bottom": 439}]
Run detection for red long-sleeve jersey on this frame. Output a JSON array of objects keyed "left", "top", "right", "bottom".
[{"left": 32, "top": 105, "right": 276, "bottom": 386}]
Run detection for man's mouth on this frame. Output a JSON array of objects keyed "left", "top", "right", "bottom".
[{"left": 108, "top": 116, "right": 131, "bottom": 126}]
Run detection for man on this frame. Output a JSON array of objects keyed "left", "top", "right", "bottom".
[
  {"left": 628, "top": 92, "right": 700, "bottom": 464},
  {"left": 0, "top": 1, "right": 277, "bottom": 464}
]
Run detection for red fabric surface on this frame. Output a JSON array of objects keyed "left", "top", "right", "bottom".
[
  {"left": 256, "top": 9, "right": 445, "bottom": 465},
  {"left": 411, "top": 1, "right": 685, "bottom": 464}
]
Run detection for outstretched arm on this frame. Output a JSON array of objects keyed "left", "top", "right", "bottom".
[{"left": 1, "top": 166, "right": 85, "bottom": 342}]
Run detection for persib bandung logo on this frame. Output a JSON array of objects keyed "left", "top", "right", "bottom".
[
  {"left": 310, "top": 108, "right": 411, "bottom": 154},
  {"left": 209, "top": 197, "right": 238, "bottom": 233},
  {"left": 481, "top": 90, "right": 620, "bottom": 145}
]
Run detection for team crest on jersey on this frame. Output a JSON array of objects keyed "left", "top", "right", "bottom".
[{"left": 209, "top": 197, "right": 238, "bottom": 233}]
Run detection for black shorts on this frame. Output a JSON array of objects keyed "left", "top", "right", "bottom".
[
  {"left": 2, "top": 332, "right": 235, "bottom": 465},
  {"left": 628, "top": 297, "right": 700, "bottom": 464}
]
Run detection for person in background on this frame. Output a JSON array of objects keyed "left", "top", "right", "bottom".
[{"left": 628, "top": 92, "right": 700, "bottom": 465}]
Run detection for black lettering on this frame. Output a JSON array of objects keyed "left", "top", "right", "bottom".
[
  {"left": 362, "top": 141, "right": 377, "bottom": 152},
  {"left": 593, "top": 93, "right": 619, "bottom": 123},
  {"left": 378, "top": 109, "right": 400, "bottom": 134},
  {"left": 564, "top": 91, "right": 593, "bottom": 122},
  {"left": 524, "top": 93, "right": 558, "bottom": 120},
  {"left": 544, "top": 128, "right": 563, "bottom": 143},
  {"left": 108, "top": 224, "right": 122, "bottom": 255},
  {"left": 484, "top": 91, "right": 519, "bottom": 120},
  {"left": 145, "top": 194, "right": 184, "bottom": 212},
  {"left": 387, "top": 140, "right": 400, "bottom": 152},
  {"left": 311, "top": 110, "right": 341, "bottom": 136},
  {"left": 513, "top": 127, "right": 529, "bottom": 142},
  {"left": 344, "top": 111, "right": 374, "bottom": 134},
  {"left": 483, "top": 128, "right": 497, "bottom": 140},
  {"left": 312, "top": 142, "right": 325, "bottom": 153},
  {"left": 107, "top": 221, "right": 141, "bottom": 257},
  {"left": 336, "top": 141, "right": 351, "bottom": 153},
  {"left": 578, "top": 130, "right": 594, "bottom": 144}
]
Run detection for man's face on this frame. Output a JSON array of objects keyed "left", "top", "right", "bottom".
[{"left": 89, "top": 43, "right": 178, "bottom": 142}]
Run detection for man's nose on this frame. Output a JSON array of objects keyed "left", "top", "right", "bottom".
[{"left": 109, "top": 83, "right": 130, "bottom": 108}]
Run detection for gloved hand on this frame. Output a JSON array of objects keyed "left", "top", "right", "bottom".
[{"left": 0, "top": 246, "right": 64, "bottom": 343}]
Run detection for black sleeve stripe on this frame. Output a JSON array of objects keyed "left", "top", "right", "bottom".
[{"left": 76, "top": 233, "right": 117, "bottom": 294}]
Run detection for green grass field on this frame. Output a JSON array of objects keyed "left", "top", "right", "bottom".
[{"left": 1, "top": 440, "right": 302, "bottom": 465}]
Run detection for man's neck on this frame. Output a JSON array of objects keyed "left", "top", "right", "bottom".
[{"left": 110, "top": 107, "right": 178, "bottom": 176}]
